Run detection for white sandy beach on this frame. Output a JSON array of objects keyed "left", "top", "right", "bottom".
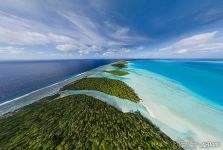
[
  {"left": 93, "top": 63, "right": 223, "bottom": 150},
  {"left": 1, "top": 61, "right": 223, "bottom": 149},
  {"left": 125, "top": 64, "right": 223, "bottom": 150}
]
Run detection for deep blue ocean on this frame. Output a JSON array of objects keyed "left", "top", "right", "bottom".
[
  {"left": 0, "top": 59, "right": 115, "bottom": 104},
  {"left": 132, "top": 60, "right": 223, "bottom": 107},
  {"left": 1, "top": 59, "right": 223, "bottom": 108}
]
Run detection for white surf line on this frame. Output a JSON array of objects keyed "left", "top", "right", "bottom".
[
  {"left": 0, "top": 70, "right": 96, "bottom": 116},
  {"left": 0, "top": 62, "right": 118, "bottom": 116}
]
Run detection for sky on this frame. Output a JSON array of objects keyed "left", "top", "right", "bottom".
[{"left": 0, "top": 0, "right": 223, "bottom": 60}]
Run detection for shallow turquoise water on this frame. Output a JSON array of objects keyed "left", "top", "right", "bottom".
[
  {"left": 60, "top": 90, "right": 150, "bottom": 117},
  {"left": 125, "top": 60, "right": 223, "bottom": 149},
  {"left": 2, "top": 60, "right": 222, "bottom": 148},
  {"left": 94, "top": 61, "right": 223, "bottom": 149},
  {"left": 131, "top": 60, "right": 223, "bottom": 108}
]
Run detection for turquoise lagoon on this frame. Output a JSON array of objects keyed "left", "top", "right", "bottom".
[
  {"left": 93, "top": 60, "right": 223, "bottom": 149},
  {"left": 2, "top": 60, "right": 223, "bottom": 149}
]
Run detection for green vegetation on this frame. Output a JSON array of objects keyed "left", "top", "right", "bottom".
[
  {"left": 0, "top": 94, "right": 60, "bottom": 119},
  {"left": 62, "top": 77, "right": 140, "bottom": 103},
  {"left": 111, "top": 61, "right": 128, "bottom": 68},
  {"left": 0, "top": 94, "right": 182, "bottom": 150},
  {"left": 103, "top": 70, "right": 129, "bottom": 76},
  {"left": 0, "top": 67, "right": 183, "bottom": 150}
]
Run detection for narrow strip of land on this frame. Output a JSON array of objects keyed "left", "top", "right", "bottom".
[
  {"left": 103, "top": 70, "right": 129, "bottom": 76},
  {"left": 62, "top": 77, "right": 141, "bottom": 103}
]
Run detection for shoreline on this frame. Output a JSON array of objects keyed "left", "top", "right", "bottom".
[
  {"left": 0, "top": 63, "right": 111, "bottom": 116},
  {"left": 2, "top": 60, "right": 222, "bottom": 149},
  {"left": 125, "top": 62, "right": 223, "bottom": 147},
  {"left": 90, "top": 61, "right": 223, "bottom": 149}
]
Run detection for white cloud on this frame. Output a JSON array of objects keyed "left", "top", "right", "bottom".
[
  {"left": 59, "top": 11, "right": 106, "bottom": 43},
  {"left": 176, "top": 49, "right": 188, "bottom": 54},
  {"left": 56, "top": 11, "right": 110, "bottom": 54},
  {"left": 56, "top": 43, "right": 102, "bottom": 55},
  {"left": 159, "top": 31, "right": 223, "bottom": 54},
  {"left": 0, "top": 46, "right": 24, "bottom": 54},
  {"left": 56, "top": 44, "right": 76, "bottom": 52},
  {"left": 102, "top": 51, "right": 115, "bottom": 57},
  {"left": 0, "top": 11, "right": 74, "bottom": 47},
  {"left": 56, "top": 12, "right": 149, "bottom": 55},
  {"left": 0, "top": 26, "right": 75, "bottom": 46},
  {"left": 104, "top": 21, "right": 148, "bottom": 42},
  {"left": 0, "top": 27, "right": 49, "bottom": 45},
  {"left": 102, "top": 47, "right": 136, "bottom": 58},
  {"left": 0, "top": 2, "right": 148, "bottom": 59}
]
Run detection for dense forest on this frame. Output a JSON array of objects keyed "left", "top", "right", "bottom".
[
  {"left": 0, "top": 62, "right": 183, "bottom": 150},
  {"left": 62, "top": 77, "right": 140, "bottom": 103},
  {"left": 0, "top": 94, "right": 182, "bottom": 150}
]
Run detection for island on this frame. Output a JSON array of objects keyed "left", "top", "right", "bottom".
[
  {"left": 0, "top": 94, "right": 182, "bottom": 149},
  {"left": 61, "top": 77, "right": 140, "bottom": 103},
  {"left": 103, "top": 70, "right": 129, "bottom": 76},
  {"left": 0, "top": 62, "right": 183, "bottom": 150},
  {"left": 111, "top": 61, "right": 128, "bottom": 68}
]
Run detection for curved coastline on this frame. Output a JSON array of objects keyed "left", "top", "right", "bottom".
[
  {"left": 0, "top": 61, "right": 184, "bottom": 149},
  {"left": 0, "top": 94, "right": 182, "bottom": 149},
  {"left": 1, "top": 60, "right": 222, "bottom": 149},
  {"left": 59, "top": 90, "right": 150, "bottom": 118},
  {"left": 0, "top": 64, "right": 111, "bottom": 116},
  {"left": 90, "top": 61, "right": 223, "bottom": 149},
  {"left": 125, "top": 62, "right": 223, "bottom": 147}
]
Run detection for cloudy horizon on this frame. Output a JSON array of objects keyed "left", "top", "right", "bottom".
[{"left": 0, "top": 0, "right": 223, "bottom": 60}]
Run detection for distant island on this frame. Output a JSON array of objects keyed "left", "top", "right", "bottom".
[
  {"left": 0, "top": 61, "right": 182, "bottom": 149},
  {"left": 103, "top": 70, "right": 129, "bottom": 76},
  {"left": 111, "top": 61, "right": 128, "bottom": 68},
  {"left": 103, "top": 61, "right": 130, "bottom": 76}
]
